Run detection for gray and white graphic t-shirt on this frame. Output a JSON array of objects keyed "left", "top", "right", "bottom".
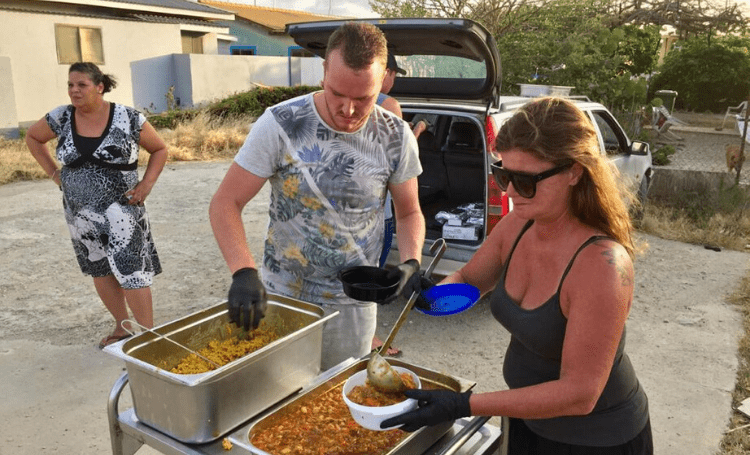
[{"left": 234, "top": 92, "right": 421, "bottom": 305}]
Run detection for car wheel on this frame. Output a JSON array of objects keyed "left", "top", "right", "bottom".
[{"left": 632, "top": 175, "right": 649, "bottom": 223}]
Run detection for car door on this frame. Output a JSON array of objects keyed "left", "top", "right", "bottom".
[{"left": 588, "top": 109, "right": 644, "bottom": 191}]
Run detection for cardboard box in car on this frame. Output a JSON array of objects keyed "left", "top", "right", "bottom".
[{"left": 442, "top": 224, "right": 480, "bottom": 241}]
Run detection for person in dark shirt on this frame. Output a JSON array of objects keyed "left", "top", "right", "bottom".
[{"left": 383, "top": 97, "right": 652, "bottom": 454}]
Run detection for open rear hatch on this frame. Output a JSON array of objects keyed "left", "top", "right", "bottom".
[
  {"left": 287, "top": 18, "right": 504, "bottom": 274},
  {"left": 286, "top": 18, "right": 501, "bottom": 105}
]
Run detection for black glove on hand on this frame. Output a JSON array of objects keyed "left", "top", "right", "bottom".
[
  {"left": 384, "top": 259, "right": 421, "bottom": 304},
  {"left": 415, "top": 276, "right": 436, "bottom": 311},
  {"left": 228, "top": 267, "right": 267, "bottom": 331},
  {"left": 380, "top": 389, "right": 472, "bottom": 432}
]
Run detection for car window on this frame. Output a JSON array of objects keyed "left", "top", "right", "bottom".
[
  {"left": 398, "top": 55, "right": 487, "bottom": 79},
  {"left": 406, "top": 113, "right": 439, "bottom": 134},
  {"left": 591, "top": 110, "right": 627, "bottom": 156}
]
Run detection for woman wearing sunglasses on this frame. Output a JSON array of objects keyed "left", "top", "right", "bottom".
[{"left": 382, "top": 97, "right": 652, "bottom": 454}]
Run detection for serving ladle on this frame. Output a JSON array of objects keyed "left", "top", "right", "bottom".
[{"left": 367, "top": 238, "right": 447, "bottom": 392}]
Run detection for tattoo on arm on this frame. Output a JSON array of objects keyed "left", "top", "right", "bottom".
[{"left": 601, "top": 249, "right": 633, "bottom": 287}]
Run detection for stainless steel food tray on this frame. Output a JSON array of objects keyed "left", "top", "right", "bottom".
[
  {"left": 107, "top": 359, "right": 503, "bottom": 455},
  {"left": 231, "top": 356, "right": 476, "bottom": 455},
  {"left": 104, "top": 295, "right": 338, "bottom": 444}
]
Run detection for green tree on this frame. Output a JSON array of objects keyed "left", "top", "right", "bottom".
[
  {"left": 370, "top": 0, "right": 659, "bottom": 110},
  {"left": 368, "top": 0, "right": 744, "bottom": 112},
  {"left": 649, "top": 35, "right": 750, "bottom": 112},
  {"left": 369, "top": 0, "right": 748, "bottom": 38},
  {"left": 601, "top": 0, "right": 748, "bottom": 40},
  {"left": 368, "top": 0, "right": 433, "bottom": 17},
  {"left": 491, "top": 0, "right": 654, "bottom": 109},
  {"left": 618, "top": 24, "right": 661, "bottom": 76}
]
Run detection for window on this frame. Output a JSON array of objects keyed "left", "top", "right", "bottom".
[
  {"left": 181, "top": 32, "right": 204, "bottom": 54},
  {"left": 230, "top": 45, "right": 256, "bottom": 56},
  {"left": 289, "top": 46, "right": 314, "bottom": 58},
  {"left": 592, "top": 111, "right": 626, "bottom": 156},
  {"left": 55, "top": 25, "right": 104, "bottom": 64},
  {"left": 399, "top": 54, "right": 486, "bottom": 79}
]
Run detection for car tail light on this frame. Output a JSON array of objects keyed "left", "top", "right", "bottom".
[
  {"left": 488, "top": 177, "right": 510, "bottom": 233},
  {"left": 486, "top": 116, "right": 510, "bottom": 234}
]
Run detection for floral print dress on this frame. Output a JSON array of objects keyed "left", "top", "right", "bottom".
[{"left": 46, "top": 103, "right": 161, "bottom": 289}]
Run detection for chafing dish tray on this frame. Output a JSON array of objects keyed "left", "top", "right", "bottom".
[
  {"left": 227, "top": 356, "right": 477, "bottom": 455},
  {"left": 104, "top": 295, "right": 338, "bottom": 444}
]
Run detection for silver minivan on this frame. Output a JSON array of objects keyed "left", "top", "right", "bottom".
[{"left": 287, "top": 18, "right": 652, "bottom": 277}]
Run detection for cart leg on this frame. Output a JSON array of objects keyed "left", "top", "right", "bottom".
[
  {"left": 499, "top": 416, "right": 509, "bottom": 455},
  {"left": 108, "top": 372, "right": 144, "bottom": 455}
]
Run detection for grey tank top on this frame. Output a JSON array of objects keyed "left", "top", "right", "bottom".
[{"left": 490, "top": 220, "right": 649, "bottom": 446}]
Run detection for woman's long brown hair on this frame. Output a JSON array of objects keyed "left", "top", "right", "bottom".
[{"left": 495, "top": 97, "right": 635, "bottom": 258}]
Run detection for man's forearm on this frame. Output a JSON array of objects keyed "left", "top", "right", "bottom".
[
  {"left": 395, "top": 211, "right": 426, "bottom": 262},
  {"left": 209, "top": 197, "right": 257, "bottom": 274}
]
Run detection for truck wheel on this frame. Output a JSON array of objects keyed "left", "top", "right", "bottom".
[{"left": 632, "top": 175, "right": 649, "bottom": 223}]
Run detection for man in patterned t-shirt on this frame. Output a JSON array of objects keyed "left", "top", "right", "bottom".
[{"left": 209, "top": 21, "right": 426, "bottom": 370}]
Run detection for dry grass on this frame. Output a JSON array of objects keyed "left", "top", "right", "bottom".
[
  {"left": 157, "top": 111, "right": 251, "bottom": 162},
  {"left": 0, "top": 135, "right": 57, "bottom": 184},
  {"left": 721, "top": 273, "right": 750, "bottom": 454},
  {"left": 0, "top": 111, "right": 252, "bottom": 185},
  {"left": 639, "top": 204, "right": 750, "bottom": 251}
]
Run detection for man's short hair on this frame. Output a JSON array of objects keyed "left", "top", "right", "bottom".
[{"left": 326, "top": 22, "right": 387, "bottom": 71}]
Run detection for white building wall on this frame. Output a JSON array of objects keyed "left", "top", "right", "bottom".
[
  {"left": 0, "top": 57, "right": 19, "bottom": 138},
  {"left": 188, "top": 54, "right": 292, "bottom": 107},
  {"left": 174, "top": 54, "right": 194, "bottom": 110},
  {"left": 0, "top": 9, "right": 183, "bottom": 126},
  {"left": 131, "top": 55, "right": 178, "bottom": 114},
  {"left": 0, "top": 7, "right": 326, "bottom": 132},
  {"left": 299, "top": 57, "right": 325, "bottom": 86},
  {"left": 131, "top": 53, "right": 326, "bottom": 114}
]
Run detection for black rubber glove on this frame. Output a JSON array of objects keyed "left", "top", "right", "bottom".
[
  {"left": 228, "top": 267, "right": 267, "bottom": 331},
  {"left": 415, "top": 276, "right": 436, "bottom": 311},
  {"left": 384, "top": 259, "right": 421, "bottom": 304},
  {"left": 380, "top": 389, "right": 472, "bottom": 432}
]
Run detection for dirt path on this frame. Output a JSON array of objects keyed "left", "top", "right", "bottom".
[{"left": 1, "top": 160, "right": 748, "bottom": 454}]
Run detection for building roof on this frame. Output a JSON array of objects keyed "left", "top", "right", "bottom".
[
  {"left": 199, "top": 0, "right": 345, "bottom": 34},
  {"left": 133, "top": 13, "right": 228, "bottom": 29},
  {"left": 23, "top": 0, "right": 234, "bottom": 20},
  {"left": 98, "top": 0, "right": 228, "bottom": 15}
]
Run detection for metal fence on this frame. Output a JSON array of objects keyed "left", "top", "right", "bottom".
[
  {"left": 611, "top": 105, "right": 749, "bottom": 185},
  {"left": 649, "top": 126, "right": 750, "bottom": 186}
]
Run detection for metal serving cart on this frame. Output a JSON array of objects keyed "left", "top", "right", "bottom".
[
  {"left": 107, "top": 368, "right": 502, "bottom": 455},
  {"left": 104, "top": 296, "right": 503, "bottom": 455}
]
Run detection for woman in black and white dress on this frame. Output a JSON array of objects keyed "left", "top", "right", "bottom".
[{"left": 26, "top": 62, "right": 167, "bottom": 349}]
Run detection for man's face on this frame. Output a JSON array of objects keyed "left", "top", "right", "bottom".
[{"left": 320, "top": 49, "right": 386, "bottom": 133}]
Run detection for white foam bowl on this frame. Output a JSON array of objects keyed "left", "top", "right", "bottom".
[{"left": 342, "top": 367, "right": 421, "bottom": 431}]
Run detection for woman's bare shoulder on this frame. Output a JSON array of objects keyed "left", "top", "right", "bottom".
[{"left": 572, "top": 237, "right": 633, "bottom": 288}]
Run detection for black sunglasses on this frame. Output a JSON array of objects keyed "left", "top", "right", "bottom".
[{"left": 490, "top": 160, "right": 574, "bottom": 198}]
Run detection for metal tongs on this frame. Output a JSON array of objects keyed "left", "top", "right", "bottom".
[
  {"left": 366, "top": 238, "right": 447, "bottom": 392},
  {"left": 122, "top": 319, "right": 222, "bottom": 370}
]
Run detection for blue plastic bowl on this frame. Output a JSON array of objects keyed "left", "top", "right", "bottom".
[{"left": 417, "top": 283, "right": 480, "bottom": 316}]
